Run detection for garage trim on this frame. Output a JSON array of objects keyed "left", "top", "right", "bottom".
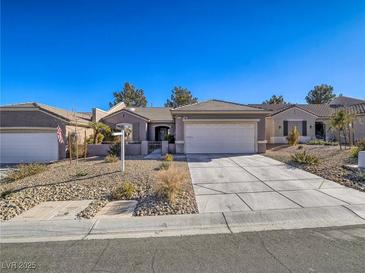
[
  {"left": 183, "top": 119, "right": 258, "bottom": 154},
  {"left": 0, "top": 127, "right": 57, "bottom": 133}
]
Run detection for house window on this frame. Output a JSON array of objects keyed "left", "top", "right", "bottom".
[{"left": 287, "top": 121, "right": 303, "bottom": 135}]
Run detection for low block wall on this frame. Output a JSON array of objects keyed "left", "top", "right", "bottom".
[
  {"left": 125, "top": 143, "right": 141, "bottom": 155},
  {"left": 87, "top": 144, "right": 111, "bottom": 156},
  {"left": 87, "top": 143, "right": 141, "bottom": 156},
  {"left": 168, "top": 144, "right": 176, "bottom": 154}
]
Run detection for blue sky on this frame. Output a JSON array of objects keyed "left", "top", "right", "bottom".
[{"left": 1, "top": 0, "right": 365, "bottom": 111}]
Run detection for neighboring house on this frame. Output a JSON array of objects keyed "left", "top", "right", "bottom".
[
  {"left": 0, "top": 103, "right": 93, "bottom": 163},
  {"left": 251, "top": 95, "right": 365, "bottom": 144}
]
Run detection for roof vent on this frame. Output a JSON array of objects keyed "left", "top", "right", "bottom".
[{"left": 128, "top": 107, "right": 136, "bottom": 112}]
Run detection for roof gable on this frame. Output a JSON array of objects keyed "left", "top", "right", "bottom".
[
  {"left": 0, "top": 102, "right": 92, "bottom": 124},
  {"left": 172, "top": 99, "right": 269, "bottom": 112},
  {"left": 102, "top": 107, "right": 173, "bottom": 122}
]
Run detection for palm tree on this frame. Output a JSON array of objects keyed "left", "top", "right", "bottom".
[{"left": 88, "top": 122, "right": 111, "bottom": 144}]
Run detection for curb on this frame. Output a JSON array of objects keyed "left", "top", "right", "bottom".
[{"left": 1, "top": 205, "right": 365, "bottom": 243}]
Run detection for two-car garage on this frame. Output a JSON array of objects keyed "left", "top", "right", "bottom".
[
  {"left": 184, "top": 121, "right": 257, "bottom": 154},
  {"left": 0, "top": 131, "right": 59, "bottom": 164}
]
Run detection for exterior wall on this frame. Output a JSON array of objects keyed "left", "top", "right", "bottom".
[
  {"left": 101, "top": 111, "right": 148, "bottom": 141},
  {"left": 173, "top": 113, "right": 267, "bottom": 153},
  {"left": 269, "top": 107, "right": 317, "bottom": 143},
  {"left": 87, "top": 144, "right": 111, "bottom": 156},
  {"left": 0, "top": 110, "right": 67, "bottom": 159},
  {"left": 148, "top": 122, "right": 175, "bottom": 141},
  {"left": 353, "top": 114, "right": 365, "bottom": 141},
  {"left": 92, "top": 108, "right": 108, "bottom": 122},
  {"left": 87, "top": 143, "right": 141, "bottom": 156},
  {"left": 65, "top": 125, "right": 93, "bottom": 144}
]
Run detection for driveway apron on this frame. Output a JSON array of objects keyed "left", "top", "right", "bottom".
[{"left": 187, "top": 154, "right": 365, "bottom": 213}]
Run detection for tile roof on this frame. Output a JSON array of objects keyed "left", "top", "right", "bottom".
[
  {"left": 346, "top": 103, "right": 365, "bottom": 115},
  {"left": 329, "top": 96, "right": 365, "bottom": 107},
  {"left": 172, "top": 99, "right": 269, "bottom": 112},
  {"left": 0, "top": 102, "right": 92, "bottom": 124},
  {"left": 127, "top": 107, "right": 173, "bottom": 122}
]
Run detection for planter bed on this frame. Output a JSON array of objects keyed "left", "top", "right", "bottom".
[
  {"left": 0, "top": 156, "right": 198, "bottom": 221},
  {"left": 265, "top": 145, "right": 364, "bottom": 192}
]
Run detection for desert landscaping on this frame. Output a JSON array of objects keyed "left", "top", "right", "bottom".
[{"left": 0, "top": 156, "right": 198, "bottom": 221}]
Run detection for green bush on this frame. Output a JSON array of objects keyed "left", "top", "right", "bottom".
[
  {"left": 7, "top": 164, "right": 48, "bottom": 182},
  {"left": 167, "top": 134, "right": 175, "bottom": 144},
  {"left": 351, "top": 139, "right": 365, "bottom": 158},
  {"left": 307, "top": 140, "right": 338, "bottom": 146},
  {"left": 76, "top": 169, "right": 88, "bottom": 177},
  {"left": 164, "top": 154, "right": 174, "bottom": 162},
  {"left": 291, "top": 151, "right": 319, "bottom": 165},
  {"left": 108, "top": 142, "right": 121, "bottom": 156},
  {"left": 287, "top": 127, "right": 300, "bottom": 146},
  {"left": 105, "top": 154, "right": 119, "bottom": 163},
  {"left": 111, "top": 182, "right": 136, "bottom": 200}
]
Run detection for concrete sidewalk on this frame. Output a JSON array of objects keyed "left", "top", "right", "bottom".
[{"left": 1, "top": 204, "right": 365, "bottom": 243}]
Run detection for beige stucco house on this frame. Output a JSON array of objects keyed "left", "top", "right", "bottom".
[{"left": 1, "top": 96, "right": 364, "bottom": 163}]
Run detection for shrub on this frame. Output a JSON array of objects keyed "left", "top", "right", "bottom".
[
  {"left": 297, "top": 145, "right": 303, "bottom": 150},
  {"left": 287, "top": 126, "right": 300, "bottom": 146},
  {"left": 111, "top": 181, "right": 136, "bottom": 200},
  {"left": 164, "top": 154, "right": 174, "bottom": 162},
  {"left": 76, "top": 169, "right": 88, "bottom": 177},
  {"left": 291, "top": 151, "right": 319, "bottom": 165},
  {"left": 155, "top": 165, "right": 185, "bottom": 204},
  {"left": 307, "top": 139, "right": 338, "bottom": 146},
  {"left": 105, "top": 154, "right": 118, "bottom": 163},
  {"left": 159, "top": 161, "right": 171, "bottom": 170},
  {"left": 108, "top": 141, "right": 121, "bottom": 156},
  {"left": 7, "top": 164, "right": 48, "bottom": 182},
  {"left": 167, "top": 134, "right": 175, "bottom": 144},
  {"left": 351, "top": 139, "right": 365, "bottom": 158}
]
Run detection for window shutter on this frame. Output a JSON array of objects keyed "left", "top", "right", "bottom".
[
  {"left": 283, "top": 121, "right": 288, "bottom": 136},
  {"left": 302, "top": 121, "right": 307, "bottom": 136}
]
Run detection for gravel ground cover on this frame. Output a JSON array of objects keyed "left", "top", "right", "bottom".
[
  {"left": 265, "top": 145, "right": 364, "bottom": 191},
  {"left": 0, "top": 156, "right": 198, "bottom": 221}
]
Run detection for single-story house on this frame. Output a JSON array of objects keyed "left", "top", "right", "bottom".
[
  {"left": 1, "top": 96, "right": 364, "bottom": 163},
  {"left": 250, "top": 96, "right": 365, "bottom": 144},
  {"left": 0, "top": 103, "right": 93, "bottom": 163}
]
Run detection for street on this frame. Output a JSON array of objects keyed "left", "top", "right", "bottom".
[{"left": 1, "top": 225, "right": 365, "bottom": 272}]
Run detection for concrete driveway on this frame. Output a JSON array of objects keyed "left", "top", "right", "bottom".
[{"left": 187, "top": 154, "right": 365, "bottom": 213}]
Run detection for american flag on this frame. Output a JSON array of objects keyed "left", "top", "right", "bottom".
[{"left": 56, "top": 125, "right": 64, "bottom": 144}]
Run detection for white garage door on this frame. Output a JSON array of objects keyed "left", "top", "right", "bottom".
[
  {"left": 0, "top": 133, "right": 59, "bottom": 163},
  {"left": 185, "top": 122, "right": 256, "bottom": 153}
]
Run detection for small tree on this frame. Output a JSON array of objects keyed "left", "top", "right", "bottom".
[
  {"left": 287, "top": 126, "right": 300, "bottom": 146},
  {"left": 305, "top": 84, "right": 336, "bottom": 104},
  {"left": 262, "top": 95, "right": 287, "bottom": 104},
  {"left": 165, "top": 86, "right": 198, "bottom": 108},
  {"left": 329, "top": 110, "right": 348, "bottom": 150},
  {"left": 109, "top": 82, "right": 147, "bottom": 107},
  {"left": 88, "top": 122, "right": 111, "bottom": 144}
]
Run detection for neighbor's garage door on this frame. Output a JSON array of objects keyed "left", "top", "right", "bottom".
[
  {"left": 0, "top": 133, "right": 58, "bottom": 163},
  {"left": 184, "top": 122, "right": 256, "bottom": 153}
]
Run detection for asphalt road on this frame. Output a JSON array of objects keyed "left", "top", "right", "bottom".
[{"left": 1, "top": 225, "right": 365, "bottom": 273}]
